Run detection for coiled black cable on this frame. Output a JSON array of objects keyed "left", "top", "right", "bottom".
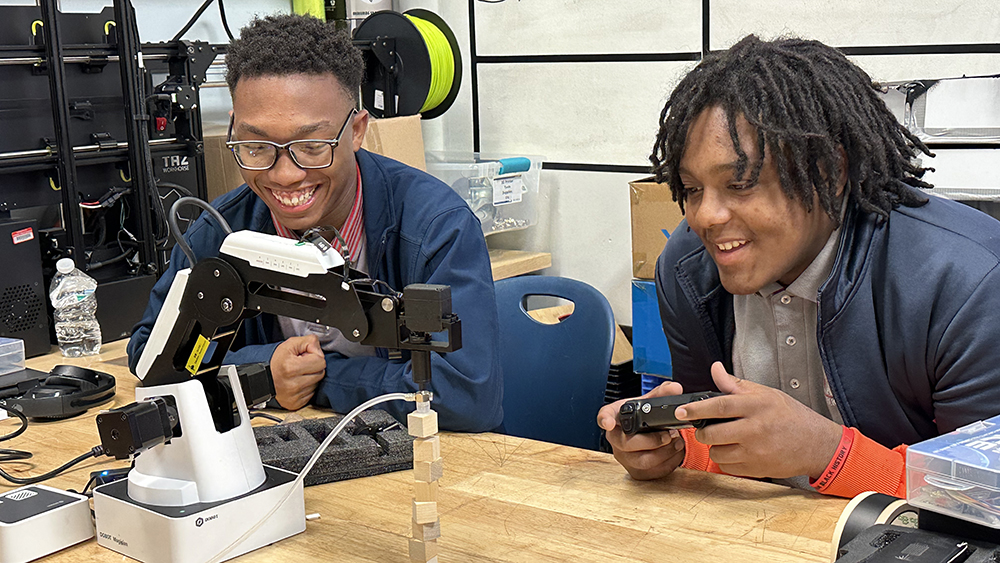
[
  {"left": 168, "top": 196, "right": 233, "bottom": 267},
  {"left": 0, "top": 405, "right": 107, "bottom": 486}
]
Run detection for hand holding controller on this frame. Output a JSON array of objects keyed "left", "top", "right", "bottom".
[{"left": 618, "top": 392, "right": 735, "bottom": 435}]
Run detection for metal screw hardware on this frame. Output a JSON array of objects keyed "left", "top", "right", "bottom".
[
  {"left": 197, "top": 292, "right": 204, "bottom": 300},
  {"left": 221, "top": 298, "right": 233, "bottom": 313},
  {"left": 490, "top": 217, "right": 529, "bottom": 232},
  {"left": 353, "top": 329, "right": 360, "bottom": 338},
  {"left": 381, "top": 297, "right": 394, "bottom": 312}
]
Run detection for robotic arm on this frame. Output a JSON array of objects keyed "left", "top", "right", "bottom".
[
  {"left": 94, "top": 199, "right": 460, "bottom": 512},
  {"left": 135, "top": 229, "right": 460, "bottom": 389}
]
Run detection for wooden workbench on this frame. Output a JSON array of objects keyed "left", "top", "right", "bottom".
[
  {"left": 2, "top": 341, "right": 848, "bottom": 562},
  {"left": 489, "top": 249, "right": 551, "bottom": 281}
]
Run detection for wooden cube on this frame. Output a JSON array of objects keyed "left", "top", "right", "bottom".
[
  {"left": 408, "top": 538, "right": 439, "bottom": 561},
  {"left": 412, "top": 500, "right": 437, "bottom": 524},
  {"left": 407, "top": 410, "right": 438, "bottom": 438},
  {"left": 414, "top": 458, "right": 443, "bottom": 483},
  {"left": 413, "top": 436, "right": 440, "bottom": 462},
  {"left": 412, "top": 518, "right": 441, "bottom": 541},
  {"left": 414, "top": 480, "right": 438, "bottom": 502}
]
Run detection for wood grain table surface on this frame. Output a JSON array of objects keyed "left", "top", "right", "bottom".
[{"left": 0, "top": 340, "right": 848, "bottom": 562}]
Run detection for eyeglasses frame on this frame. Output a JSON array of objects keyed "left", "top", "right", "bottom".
[{"left": 225, "top": 108, "right": 358, "bottom": 171}]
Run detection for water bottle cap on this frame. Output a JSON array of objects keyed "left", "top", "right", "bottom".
[{"left": 56, "top": 257, "right": 75, "bottom": 274}]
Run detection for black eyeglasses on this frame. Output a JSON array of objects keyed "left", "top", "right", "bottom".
[{"left": 226, "top": 108, "right": 357, "bottom": 171}]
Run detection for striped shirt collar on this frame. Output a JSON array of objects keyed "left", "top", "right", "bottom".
[{"left": 270, "top": 163, "right": 364, "bottom": 263}]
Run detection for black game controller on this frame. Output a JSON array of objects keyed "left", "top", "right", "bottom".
[{"left": 618, "top": 392, "right": 734, "bottom": 435}]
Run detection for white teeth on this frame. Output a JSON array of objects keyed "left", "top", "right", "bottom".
[
  {"left": 272, "top": 186, "right": 316, "bottom": 207},
  {"left": 717, "top": 240, "right": 746, "bottom": 251}
]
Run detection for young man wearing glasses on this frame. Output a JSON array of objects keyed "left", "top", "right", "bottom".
[{"left": 127, "top": 14, "right": 503, "bottom": 432}]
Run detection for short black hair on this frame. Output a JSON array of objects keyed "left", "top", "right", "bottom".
[
  {"left": 225, "top": 14, "right": 363, "bottom": 102},
  {"left": 650, "top": 35, "right": 933, "bottom": 223}
]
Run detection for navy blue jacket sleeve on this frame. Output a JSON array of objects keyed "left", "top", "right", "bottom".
[
  {"left": 930, "top": 261, "right": 1000, "bottom": 433},
  {"left": 310, "top": 206, "right": 503, "bottom": 432}
]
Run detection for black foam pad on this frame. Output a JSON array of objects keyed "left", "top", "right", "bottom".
[{"left": 254, "top": 410, "right": 413, "bottom": 486}]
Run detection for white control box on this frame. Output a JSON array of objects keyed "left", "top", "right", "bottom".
[{"left": 0, "top": 484, "right": 93, "bottom": 563}]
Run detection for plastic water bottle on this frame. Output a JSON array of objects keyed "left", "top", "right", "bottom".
[{"left": 49, "top": 257, "right": 102, "bottom": 357}]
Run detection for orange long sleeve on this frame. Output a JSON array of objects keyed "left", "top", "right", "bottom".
[
  {"left": 679, "top": 427, "right": 723, "bottom": 473},
  {"left": 678, "top": 426, "right": 908, "bottom": 498},
  {"left": 812, "top": 427, "right": 908, "bottom": 499}
]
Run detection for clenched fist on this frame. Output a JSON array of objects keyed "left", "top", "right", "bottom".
[{"left": 270, "top": 334, "right": 326, "bottom": 410}]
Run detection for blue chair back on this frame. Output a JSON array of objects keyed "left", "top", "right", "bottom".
[{"left": 495, "top": 275, "right": 615, "bottom": 450}]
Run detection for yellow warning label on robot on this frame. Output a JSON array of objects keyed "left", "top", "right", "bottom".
[{"left": 185, "top": 334, "right": 211, "bottom": 375}]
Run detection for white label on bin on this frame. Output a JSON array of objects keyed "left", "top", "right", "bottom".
[
  {"left": 493, "top": 174, "right": 523, "bottom": 206},
  {"left": 374, "top": 89, "right": 384, "bottom": 111}
]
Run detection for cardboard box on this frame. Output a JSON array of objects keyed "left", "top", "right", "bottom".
[
  {"left": 362, "top": 114, "right": 426, "bottom": 172},
  {"left": 202, "top": 127, "right": 244, "bottom": 203},
  {"left": 202, "top": 114, "right": 427, "bottom": 203},
  {"left": 629, "top": 177, "right": 685, "bottom": 280}
]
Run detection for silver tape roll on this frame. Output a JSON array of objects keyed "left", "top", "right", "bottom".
[{"left": 831, "top": 491, "right": 918, "bottom": 561}]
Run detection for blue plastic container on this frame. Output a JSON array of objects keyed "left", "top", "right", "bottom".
[
  {"left": 632, "top": 279, "right": 672, "bottom": 379},
  {"left": 640, "top": 374, "right": 671, "bottom": 396}
]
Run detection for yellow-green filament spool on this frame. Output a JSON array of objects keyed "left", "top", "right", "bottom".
[{"left": 405, "top": 14, "right": 455, "bottom": 114}]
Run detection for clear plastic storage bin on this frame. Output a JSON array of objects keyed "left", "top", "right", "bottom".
[
  {"left": 425, "top": 152, "right": 542, "bottom": 236},
  {"left": 907, "top": 415, "right": 1000, "bottom": 528},
  {"left": 0, "top": 337, "right": 25, "bottom": 377}
]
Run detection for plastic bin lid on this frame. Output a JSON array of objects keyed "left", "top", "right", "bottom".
[{"left": 908, "top": 416, "right": 1000, "bottom": 488}]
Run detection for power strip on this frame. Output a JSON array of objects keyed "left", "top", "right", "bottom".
[{"left": 0, "top": 484, "right": 93, "bottom": 563}]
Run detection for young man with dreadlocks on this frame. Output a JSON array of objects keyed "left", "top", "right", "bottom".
[
  {"left": 598, "top": 35, "right": 1000, "bottom": 498},
  {"left": 128, "top": 14, "right": 503, "bottom": 432}
]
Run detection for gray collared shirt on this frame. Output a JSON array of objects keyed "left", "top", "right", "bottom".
[{"left": 732, "top": 227, "right": 844, "bottom": 426}]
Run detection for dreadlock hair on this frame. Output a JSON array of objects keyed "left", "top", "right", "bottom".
[
  {"left": 225, "top": 14, "right": 363, "bottom": 102},
  {"left": 650, "top": 35, "right": 933, "bottom": 225}
]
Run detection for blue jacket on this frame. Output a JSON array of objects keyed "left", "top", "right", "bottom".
[
  {"left": 655, "top": 191, "right": 1000, "bottom": 449},
  {"left": 128, "top": 149, "right": 504, "bottom": 432}
]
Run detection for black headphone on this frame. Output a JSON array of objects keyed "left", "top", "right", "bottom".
[{"left": 0, "top": 365, "right": 116, "bottom": 419}]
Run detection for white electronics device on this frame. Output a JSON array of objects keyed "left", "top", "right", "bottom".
[
  {"left": 93, "top": 365, "right": 305, "bottom": 563},
  {"left": 92, "top": 230, "right": 339, "bottom": 563},
  {"left": 93, "top": 229, "right": 372, "bottom": 562},
  {"left": 0, "top": 484, "right": 93, "bottom": 563}
]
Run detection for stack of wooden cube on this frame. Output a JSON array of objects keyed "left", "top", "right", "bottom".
[{"left": 408, "top": 409, "right": 441, "bottom": 562}]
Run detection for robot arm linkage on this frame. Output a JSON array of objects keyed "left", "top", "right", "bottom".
[{"left": 97, "top": 230, "right": 461, "bottom": 459}]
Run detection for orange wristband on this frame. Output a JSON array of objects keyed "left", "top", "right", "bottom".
[{"left": 811, "top": 426, "right": 854, "bottom": 490}]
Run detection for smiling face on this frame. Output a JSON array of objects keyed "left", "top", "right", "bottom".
[
  {"left": 230, "top": 74, "right": 368, "bottom": 233},
  {"left": 678, "top": 106, "right": 839, "bottom": 295}
]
